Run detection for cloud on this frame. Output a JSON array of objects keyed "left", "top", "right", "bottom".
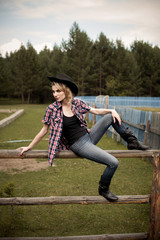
[
  {"left": 27, "top": 31, "right": 63, "bottom": 43},
  {"left": 8, "top": 0, "right": 160, "bottom": 25},
  {"left": 0, "top": 0, "right": 159, "bottom": 56},
  {"left": 5, "top": 0, "right": 160, "bottom": 43},
  {"left": 109, "top": 24, "right": 160, "bottom": 48},
  {"left": 0, "top": 38, "right": 58, "bottom": 57},
  {"left": 33, "top": 42, "right": 53, "bottom": 53},
  {"left": 0, "top": 38, "right": 23, "bottom": 57}
]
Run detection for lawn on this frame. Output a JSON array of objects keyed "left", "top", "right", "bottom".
[
  {"left": 133, "top": 107, "right": 160, "bottom": 112},
  {"left": 0, "top": 104, "right": 153, "bottom": 238}
]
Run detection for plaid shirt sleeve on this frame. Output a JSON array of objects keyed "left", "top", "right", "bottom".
[
  {"left": 74, "top": 99, "right": 91, "bottom": 114},
  {"left": 42, "top": 106, "right": 52, "bottom": 125}
]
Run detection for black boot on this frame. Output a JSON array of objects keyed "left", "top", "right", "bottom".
[
  {"left": 122, "top": 128, "right": 149, "bottom": 150},
  {"left": 98, "top": 180, "right": 118, "bottom": 202}
]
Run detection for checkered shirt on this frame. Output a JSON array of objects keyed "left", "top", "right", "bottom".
[{"left": 42, "top": 98, "right": 91, "bottom": 166}]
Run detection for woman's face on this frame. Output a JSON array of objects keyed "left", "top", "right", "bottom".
[{"left": 52, "top": 85, "right": 66, "bottom": 102}]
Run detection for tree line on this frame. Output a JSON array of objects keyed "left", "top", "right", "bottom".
[{"left": 0, "top": 22, "right": 160, "bottom": 104}]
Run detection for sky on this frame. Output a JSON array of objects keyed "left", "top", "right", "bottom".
[{"left": 0, "top": 0, "right": 160, "bottom": 57}]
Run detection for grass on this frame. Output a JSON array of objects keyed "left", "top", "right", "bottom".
[
  {"left": 0, "top": 104, "right": 49, "bottom": 149},
  {"left": 0, "top": 112, "right": 13, "bottom": 121},
  {"left": 0, "top": 104, "right": 153, "bottom": 237},
  {"left": 133, "top": 107, "right": 160, "bottom": 112}
]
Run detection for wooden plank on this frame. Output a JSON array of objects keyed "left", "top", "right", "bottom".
[
  {"left": 149, "top": 153, "right": 160, "bottom": 240},
  {"left": 122, "top": 119, "right": 145, "bottom": 130},
  {"left": 0, "top": 195, "right": 150, "bottom": 206},
  {"left": 0, "top": 149, "right": 159, "bottom": 159},
  {"left": 0, "top": 232, "right": 150, "bottom": 240},
  {"left": 0, "top": 109, "right": 24, "bottom": 128},
  {"left": 150, "top": 112, "right": 160, "bottom": 149},
  {"left": 144, "top": 119, "right": 150, "bottom": 145},
  {"left": 149, "top": 127, "right": 160, "bottom": 135},
  {"left": 92, "top": 104, "right": 96, "bottom": 126}
]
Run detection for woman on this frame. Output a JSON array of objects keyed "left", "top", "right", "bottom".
[{"left": 18, "top": 73, "right": 149, "bottom": 202}]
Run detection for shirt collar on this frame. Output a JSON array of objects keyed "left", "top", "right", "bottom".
[
  {"left": 53, "top": 101, "right": 62, "bottom": 109},
  {"left": 54, "top": 98, "right": 76, "bottom": 109}
]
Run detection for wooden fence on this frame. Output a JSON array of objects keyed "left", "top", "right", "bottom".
[
  {"left": 84, "top": 96, "right": 160, "bottom": 149},
  {"left": 0, "top": 149, "right": 160, "bottom": 240}
]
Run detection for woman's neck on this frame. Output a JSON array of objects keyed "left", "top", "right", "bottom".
[
  {"left": 62, "top": 98, "right": 71, "bottom": 107},
  {"left": 62, "top": 100, "right": 73, "bottom": 117}
]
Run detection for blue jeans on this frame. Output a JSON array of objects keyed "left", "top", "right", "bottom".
[{"left": 70, "top": 114, "right": 126, "bottom": 182}]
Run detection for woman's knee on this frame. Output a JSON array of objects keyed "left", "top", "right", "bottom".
[
  {"left": 110, "top": 157, "right": 119, "bottom": 169},
  {"left": 103, "top": 113, "right": 113, "bottom": 124}
]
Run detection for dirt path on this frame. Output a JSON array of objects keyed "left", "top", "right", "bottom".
[{"left": 0, "top": 158, "right": 54, "bottom": 174}]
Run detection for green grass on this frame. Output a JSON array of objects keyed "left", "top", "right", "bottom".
[
  {"left": 0, "top": 112, "right": 13, "bottom": 121},
  {"left": 0, "top": 104, "right": 49, "bottom": 149},
  {"left": 133, "top": 107, "right": 160, "bottom": 112},
  {"left": 0, "top": 104, "right": 153, "bottom": 237},
  {"left": 0, "top": 98, "right": 22, "bottom": 105}
]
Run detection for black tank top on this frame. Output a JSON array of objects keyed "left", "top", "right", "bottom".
[{"left": 62, "top": 115, "right": 87, "bottom": 146}]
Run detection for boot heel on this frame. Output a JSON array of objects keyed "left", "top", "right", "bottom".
[{"left": 98, "top": 182, "right": 118, "bottom": 202}]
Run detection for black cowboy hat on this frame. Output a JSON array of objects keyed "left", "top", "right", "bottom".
[{"left": 47, "top": 73, "right": 78, "bottom": 96}]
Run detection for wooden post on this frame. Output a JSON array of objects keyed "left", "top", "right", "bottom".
[
  {"left": 105, "top": 95, "right": 109, "bottom": 109},
  {"left": 85, "top": 102, "right": 90, "bottom": 122},
  {"left": 148, "top": 153, "right": 160, "bottom": 240},
  {"left": 144, "top": 119, "right": 150, "bottom": 145},
  {"left": 86, "top": 111, "right": 88, "bottom": 121},
  {"left": 117, "top": 132, "right": 121, "bottom": 143},
  {"left": 92, "top": 104, "right": 96, "bottom": 126},
  {"left": 112, "top": 106, "right": 116, "bottom": 139}
]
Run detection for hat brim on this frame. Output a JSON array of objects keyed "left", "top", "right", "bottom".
[{"left": 48, "top": 76, "right": 78, "bottom": 96}]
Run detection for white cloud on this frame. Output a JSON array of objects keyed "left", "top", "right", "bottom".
[
  {"left": 0, "top": 0, "right": 159, "bottom": 56},
  {"left": 34, "top": 42, "right": 53, "bottom": 53},
  {"left": 0, "top": 38, "right": 23, "bottom": 57},
  {"left": 110, "top": 24, "right": 160, "bottom": 48},
  {"left": 27, "top": 31, "right": 63, "bottom": 43},
  {"left": 7, "top": 0, "right": 160, "bottom": 25},
  {"left": 0, "top": 38, "right": 55, "bottom": 56},
  {"left": 10, "top": 0, "right": 160, "bottom": 45}
]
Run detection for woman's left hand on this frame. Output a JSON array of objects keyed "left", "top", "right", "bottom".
[{"left": 111, "top": 109, "right": 121, "bottom": 125}]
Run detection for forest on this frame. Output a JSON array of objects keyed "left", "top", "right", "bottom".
[{"left": 0, "top": 22, "right": 160, "bottom": 104}]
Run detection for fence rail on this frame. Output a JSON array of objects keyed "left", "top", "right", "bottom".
[
  {"left": 0, "top": 195, "right": 150, "bottom": 206},
  {"left": 0, "top": 232, "right": 155, "bottom": 240},
  {"left": 0, "top": 149, "right": 157, "bottom": 159},
  {"left": 0, "top": 149, "right": 160, "bottom": 240}
]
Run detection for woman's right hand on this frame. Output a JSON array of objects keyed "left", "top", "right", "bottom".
[
  {"left": 17, "top": 146, "right": 31, "bottom": 156},
  {"left": 16, "top": 124, "right": 49, "bottom": 157}
]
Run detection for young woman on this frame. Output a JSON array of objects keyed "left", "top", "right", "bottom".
[{"left": 18, "top": 73, "right": 149, "bottom": 202}]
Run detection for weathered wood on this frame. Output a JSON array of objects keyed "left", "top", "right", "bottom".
[
  {"left": 0, "top": 149, "right": 160, "bottom": 239},
  {"left": 0, "top": 195, "right": 150, "bottom": 206},
  {"left": 112, "top": 106, "right": 116, "bottom": 139},
  {"left": 122, "top": 119, "right": 145, "bottom": 130},
  {"left": 0, "top": 149, "right": 159, "bottom": 159},
  {"left": 0, "top": 232, "right": 150, "bottom": 240},
  {"left": 149, "top": 153, "right": 160, "bottom": 240},
  {"left": 105, "top": 95, "right": 109, "bottom": 109},
  {"left": 0, "top": 109, "right": 24, "bottom": 128},
  {"left": 150, "top": 112, "right": 160, "bottom": 149},
  {"left": 144, "top": 119, "right": 150, "bottom": 145},
  {"left": 92, "top": 103, "right": 96, "bottom": 126},
  {"left": 149, "top": 127, "right": 160, "bottom": 135}
]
